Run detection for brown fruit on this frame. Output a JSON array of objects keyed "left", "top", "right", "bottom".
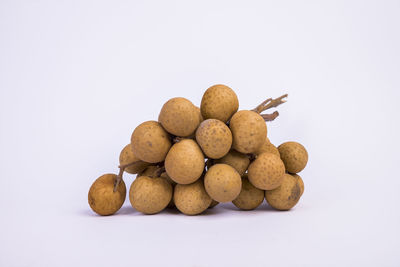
[
  {"left": 229, "top": 110, "right": 267, "bottom": 154},
  {"left": 255, "top": 138, "right": 280, "bottom": 157},
  {"left": 119, "top": 144, "right": 150, "bottom": 174},
  {"left": 195, "top": 119, "right": 232, "bottom": 159},
  {"left": 291, "top": 173, "right": 304, "bottom": 197},
  {"left": 137, "top": 165, "right": 158, "bottom": 178},
  {"left": 165, "top": 139, "right": 205, "bottom": 184},
  {"left": 131, "top": 121, "right": 171, "bottom": 163},
  {"left": 232, "top": 176, "right": 264, "bottom": 210},
  {"left": 214, "top": 150, "right": 250, "bottom": 176},
  {"left": 248, "top": 152, "right": 285, "bottom": 190},
  {"left": 129, "top": 176, "right": 172, "bottom": 214},
  {"left": 265, "top": 173, "right": 301, "bottom": 210},
  {"left": 158, "top": 97, "right": 201, "bottom": 137},
  {"left": 88, "top": 174, "right": 126, "bottom": 216},
  {"left": 204, "top": 164, "right": 242, "bottom": 202},
  {"left": 200, "top": 84, "right": 239, "bottom": 123},
  {"left": 278, "top": 141, "right": 308, "bottom": 173},
  {"left": 174, "top": 179, "right": 212, "bottom": 215}
]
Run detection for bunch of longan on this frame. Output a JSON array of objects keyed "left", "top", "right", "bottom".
[{"left": 88, "top": 84, "right": 308, "bottom": 216}]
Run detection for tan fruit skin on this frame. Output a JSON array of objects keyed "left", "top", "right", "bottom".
[
  {"left": 88, "top": 174, "right": 126, "bottom": 216},
  {"left": 215, "top": 150, "right": 250, "bottom": 176},
  {"left": 248, "top": 153, "right": 285, "bottom": 190},
  {"left": 265, "top": 174, "right": 301, "bottom": 210},
  {"left": 291, "top": 173, "right": 304, "bottom": 196},
  {"left": 232, "top": 176, "right": 264, "bottom": 210},
  {"left": 255, "top": 138, "right": 280, "bottom": 157},
  {"left": 230, "top": 110, "right": 267, "bottom": 154},
  {"left": 119, "top": 144, "right": 150, "bottom": 174},
  {"left": 278, "top": 141, "right": 308, "bottom": 174},
  {"left": 136, "top": 165, "right": 158, "bottom": 178},
  {"left": 195, "top": 119, "right": 232, "bottom": 159},
  {"left": 174, "top": 179, "right": 212, "bottom": 215},
  {"left": 204, "top": 164, "right": 242, "bottom": 203},
  {"left": 200, "top": 84, "right": 239, "bottom": 123},
  {"left": 131, "top": 121, "right": 171, "bottom": 163},
  {"left": 129, "top": 176, "right": 172, "bottom": 214},
  {"left": 158, "top": 97, "right": 200, "bottom": 137},
  {"left": 165, "top": 139, "right": 205, "bottom": 184}
]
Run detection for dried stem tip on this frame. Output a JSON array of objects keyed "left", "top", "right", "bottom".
[
  {"left": 252, "top": 94, "right": 288, "bottom": 114},
  {"left": 113, "top": 161, "right": 141, "bottom": 192}
]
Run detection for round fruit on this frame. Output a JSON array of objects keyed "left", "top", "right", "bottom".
[
  {"left": 232, "top": 175, "right": 264, "bottom": 210},
  {"left": 165, "top": 139, "right": 205, "bottom": 184},
  {"left": 200, "top": 84, "right": 239, "bottom": 123},
  {"left": 119, "top": 144, "right": 150, "bottom": 174},
  {"left": 195, "top": 119, "right": 232, "bottom": 159},
  {"left": 291, "top": 173, "right": 304, "bottom": 196},
  {"left": 158, "top": 97, "right": 201, "bottom": 137},
  {"left": 174, "top": 179, "right": 212, "bottom": 215},
  {"left": 129, "top": 176, "right": 172, "bottom": 214},
  {"left": 255, "top": 138, "right": 280, "bottom": 157},
  {"left": 88, "top": 174, "right": 126, "bottom": 216},
  {"left": 278, "top": 141, "right": 308, "bottom": 173},
  {"left": 131, "top": 121, "right": 171, "bottom": 163},
  {"left": 248, "top": 152, "right": 285, "bottom": 190},
  {"left": 265, "top": 173, "right": 301, "bottom": 210},
  {"left": 215, "top": 150, "right": 250, "bottom": 176},
  {"left": 204, "top": 164, "right": 242, "bottom": 202},
  {"left": 229, "top": 110, "right": 267, "bottom": 154}
]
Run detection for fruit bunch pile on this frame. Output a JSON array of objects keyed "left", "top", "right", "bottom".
[{"left": 88, "top": 84, "right": 308, "bottom": 216}]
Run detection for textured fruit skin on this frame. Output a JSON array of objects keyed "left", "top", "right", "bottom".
[
  {"left": 165, "top": 139, "right": 205, "bottom": 184},
  {"left": 174, "top": 179, "right": 212, "bottom": 215},
  {"left": 232, "top": 176, "right": 264, "bottom": 210},
  {"left": 158, "top": 97, "right": 201, "bottom": 137},
  {"left": 136, "top": 165, "right": 158, "bottom": 178},
  {"left": 200, "top": 84, "right": 239, "bottom": 123},
  {"left": 278, "top": 141, "right": 308, "bottom": 173},
  {"left": 255, "top": 138, "right": 280, "bottom": 157},
  {"left": 215, "top": 150, "right": 250, "bottom": 176},
  {"left": 88, "top": 174, "right": 126, "bottom": 216},
  {"left": 204, "top": 164, "right": 242, "bottom": 203},
  {"left": 195, "top": 119, "right": 232, "bottom": 159},
  {"left": 291, "top": 173, "right": 304, "bottom": 196},
  {"left": 129, "top": 176, "right": 172, "bottom": 214},
  {"left": 265, "top": 173, "right": 301, "bottom": 210},
  {"left": 229, "top": 110, "right": 267, "bottom": 154},
  {"left": 248, "top": 153, "right": 285, "bottom": 190},
  {"left": 131, "top": 121, "right": 171, "bottom": 163},
  {"left": 119, "top": 144, "right": 150, "bottom": 174}
]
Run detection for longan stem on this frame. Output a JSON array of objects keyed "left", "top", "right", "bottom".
[
  {"left": 261, "top": 111, "right": 279, "bottom": 121},
  {"left": 113, "top": 161, "right": 141, "bottom": 192},
  {"left": 151, "top": 166, "right": 166, "bottom": 178},
  {"left": 252, "top": 94, "right": 288, "bottom": 114}
]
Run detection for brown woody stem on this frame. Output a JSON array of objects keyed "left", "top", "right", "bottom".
[
  {"left": 252, "top": 94, "right": 288, "bottom": 114},
  {"left": 113, "top": 161, "right": 141, "bottom": 192},
  {"left": 261, "top": 111, "right": 279, "bottom": 121},
  {"left": 151, "top": 166, "right": 166, "bottom": 178}
]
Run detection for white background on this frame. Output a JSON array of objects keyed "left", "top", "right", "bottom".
[{"left": 1, "top": 0, "right": 399, "bottom": 266}]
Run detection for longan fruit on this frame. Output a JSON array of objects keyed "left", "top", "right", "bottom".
[
  {"left": 88, "top": 174, "right": 126, "bottom": 216},
  {"left": 229, "top": 110, "right": 267, "bottom": 154},
  {"left": 137, "top": 165, "right": 158, "bottom": 178},
  {"left": 291, "top": 173, "right": 304, "bottom": 196},
  {"left": 119, "top": 144, "right": 150, "bottom": 174},
  {"left": 214, "top": 150, "right": 250, "bottom": 176},
  {"left": 174, "top": 179, "right": 212, "bottom": 215},
  {"left": 248, "top": 152, "right": 285, "bottom": 190},
  {"left": 255, "top": 138, "right": 280, "bottom": 157},
  {"left": 200, "top": 84, "right": 239, "bottom": 123},
  {"left": 131, "top": 121, "right": 171, "bottom": 163},
  {"left": 278, "top": 141, "right": 308, "bottom": 173},
  {"left": 158, "top": 97, "right": 201, "bottom": 137},
  {"left": 209, "top": 200, "right": 219, "bottom": 209},
  {"left": 129, "top": 176, "right": 172, "bottom": 214},
  {"left": 195, "top": 119, "right": 232, "bottom": 159},
  {"left": 265, "top": 173, "right": 301, "bottom": 210},
  {"left": 232, "top": 176, "right": 264, "bottom": 210},
  {"left": 165, "top": 139, "right": 205, "bottom": 184},
  {"left": 204, "top": 164, "right": 242, "bottom": 203}
]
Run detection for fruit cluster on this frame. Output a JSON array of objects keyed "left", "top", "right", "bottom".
[{"left": 88, "top": 84, "right": 308, "bottom": 216}]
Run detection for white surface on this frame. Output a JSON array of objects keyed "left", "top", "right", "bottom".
[{"left": 1, "top": 0, "right": 400, "bottom": 266}]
